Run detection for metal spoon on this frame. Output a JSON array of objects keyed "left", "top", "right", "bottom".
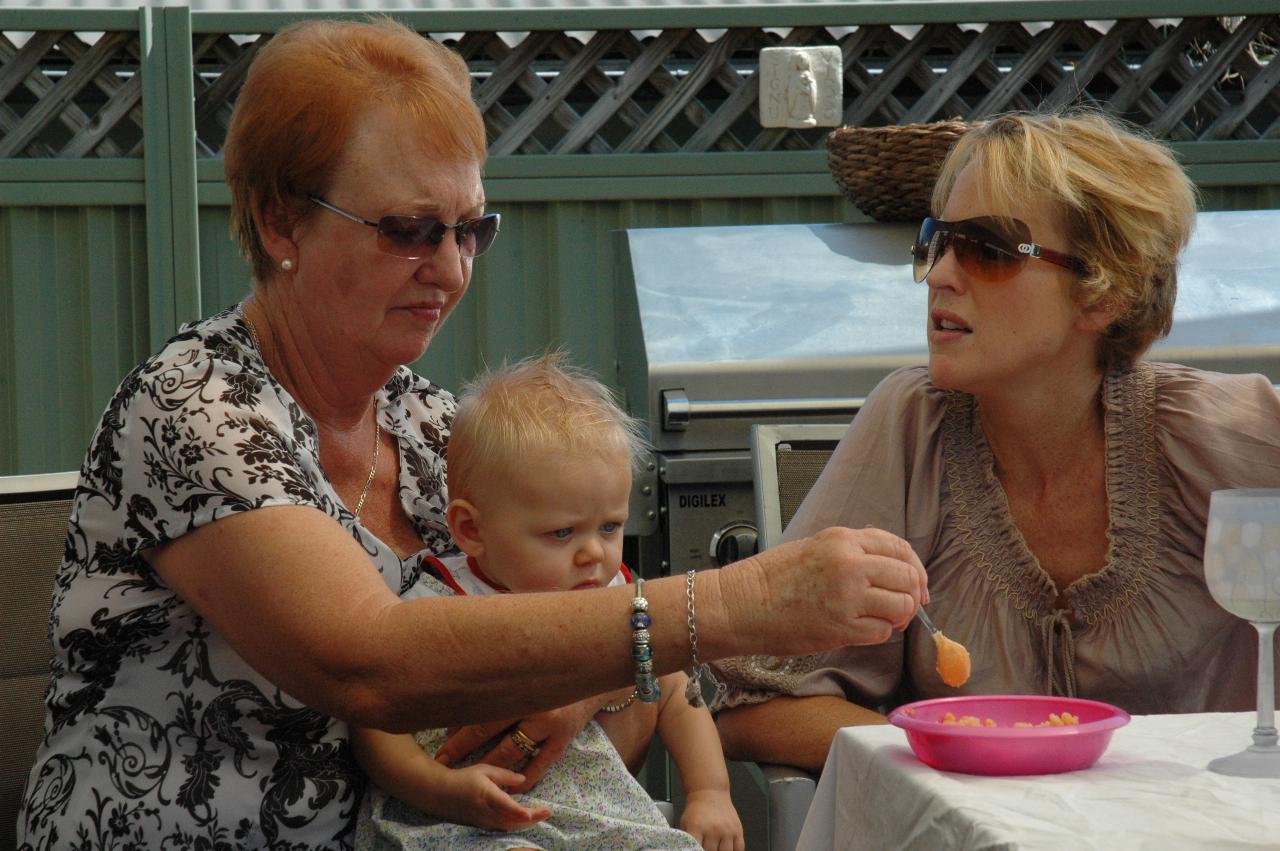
[{"left": 916, "top": 606, "right": 942, "bottom": 636}]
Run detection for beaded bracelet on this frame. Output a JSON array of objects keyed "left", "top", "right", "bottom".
[{"left": 630, "top": 577, "right": 660, "bottom": 704}]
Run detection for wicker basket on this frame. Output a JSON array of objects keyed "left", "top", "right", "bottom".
[{"left": 826, "top": 120, "right": 978, "bottom": 222}]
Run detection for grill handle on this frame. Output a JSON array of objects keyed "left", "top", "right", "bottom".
[
  {"left": 661, "top": 389, "right": 866, "bottom": 431},
  {"left": 664, "top": 384, "right": 1280, "bottom": 431}
]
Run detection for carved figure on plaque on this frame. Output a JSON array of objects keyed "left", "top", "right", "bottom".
[{"left": 786, "top": 53, "right": 818, "bottom": 128}]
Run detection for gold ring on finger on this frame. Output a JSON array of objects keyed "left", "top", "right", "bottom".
[{"left": 510, "top": 727, "right": 540, "bottom": 758}]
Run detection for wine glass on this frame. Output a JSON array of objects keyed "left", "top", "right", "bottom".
[{"left": 1203, "top": 488, "right": 1280, "bottom": 777}]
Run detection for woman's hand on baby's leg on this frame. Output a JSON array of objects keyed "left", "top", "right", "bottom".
[
  {"left": 430, "top": 763, "right": 551, "bottom": 833},
  {"left": 436, "top": 697, "right": 600, "bottom": 792},
  {"left": 679, "top": 789, "right": 744, "bottom": 851}
]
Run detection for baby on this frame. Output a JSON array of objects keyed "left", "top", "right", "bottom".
[{"left": 353, "top": 353, "right": 743, "bottom": 851}]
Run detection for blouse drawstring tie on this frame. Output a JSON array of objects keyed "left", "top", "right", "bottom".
[{"left": 1041, "top": 609, "right": 1078, "bottom": 697}]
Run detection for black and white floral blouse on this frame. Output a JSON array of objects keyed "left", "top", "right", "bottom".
[{"left": 17, "top": 307, "right": 456, "bottom": 851}]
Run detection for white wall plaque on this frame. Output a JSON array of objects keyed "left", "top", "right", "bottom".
[{"left": 758, "top": 46, "right": 843, "bottom": 129}]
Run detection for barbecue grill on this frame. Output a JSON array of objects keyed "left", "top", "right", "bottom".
[{"left": 616, "top": 209, "right": 1280, "bottom": 580}]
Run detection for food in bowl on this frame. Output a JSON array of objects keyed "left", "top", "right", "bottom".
[
  {"left": 888, "top": 695, "right": 1129, "bottom": 776},
  {"left": 939, "top": 710, "right": 1079, "bottom": 727}
]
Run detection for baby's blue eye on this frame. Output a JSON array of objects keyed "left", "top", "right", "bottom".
[
  {"left": 601, "top": 522, "right": 621, "bottom": 534},
  {"left": 549, "top": 527, "right": 573, "bottom": 540}
]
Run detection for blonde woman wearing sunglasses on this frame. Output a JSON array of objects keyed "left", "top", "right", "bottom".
[
  {"left": 17, "top": 18, "right": 931, "bottom": 850},
  {"left": 714, "top": 109, "right": 1280, "bottom": 773}
]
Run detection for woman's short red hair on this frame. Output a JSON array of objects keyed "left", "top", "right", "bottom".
[{"left": 223, "top": 17, "right": 487, "bottom": 281}]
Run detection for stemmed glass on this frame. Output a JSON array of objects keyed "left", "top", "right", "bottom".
[{"left": 1203, "top": 488, "right": 1280, "bottom": 777}]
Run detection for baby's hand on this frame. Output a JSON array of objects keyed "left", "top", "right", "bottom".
[
  {"left": 679, "top": 789, "right": 744, "bottom": 851},
  {"left": 431, "top": 763, "right": 551, "bottom": 833}
]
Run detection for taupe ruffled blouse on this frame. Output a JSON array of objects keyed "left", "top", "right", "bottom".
[{"left": 714, "top": 363, "right": 1280, "bottom": 715}]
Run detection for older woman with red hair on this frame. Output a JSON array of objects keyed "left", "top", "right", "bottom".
[{"left": 17, "top": 19, "right": 927, "bottom": 849}]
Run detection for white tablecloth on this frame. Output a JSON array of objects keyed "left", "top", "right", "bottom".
[{"left": 796, "top": 712, "right": 1280, "bottom": 851}]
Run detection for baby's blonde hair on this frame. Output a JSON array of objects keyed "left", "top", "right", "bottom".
[
  {"left": 932, "top": 109, "right": 1197, "bottom": 373},
  {"left": 447, "top": 352, "right": 647, "bottom": 502}
]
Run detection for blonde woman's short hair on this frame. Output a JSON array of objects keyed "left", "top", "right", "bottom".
[
  {"left": 446, "top": 352, "right": 648, "bottom": 502},
  {"left": 931, "top": 109, "right": 1198, "bottom": 372}
]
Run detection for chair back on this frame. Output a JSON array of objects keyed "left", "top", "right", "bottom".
[
  {"left": 751, "top": 424, "right": 847, "bottom": 551},
  {"left": 0, "top": 472, "right": 76, "bottom": 851}
]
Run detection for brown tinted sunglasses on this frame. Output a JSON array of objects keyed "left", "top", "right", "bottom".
[
  {"left": 911, "top": 216, "right": 1086, "bottom": 283},
  {"left": 309, "top": 195, "right": 500, "bottom": 260}
]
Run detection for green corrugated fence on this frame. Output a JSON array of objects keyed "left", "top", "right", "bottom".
[{"left": 2, "top": 3, "right": 1280, "bottom": 474}]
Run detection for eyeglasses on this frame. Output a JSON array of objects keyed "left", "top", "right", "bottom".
[
  {"left": 911, "top": 216, "right": 1086, "bottom": 284},
  {"left": 308, "top": 195, "right": 500, "bottom": 259}
]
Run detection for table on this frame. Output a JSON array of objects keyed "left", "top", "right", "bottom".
[{"left": 796, "top": 712, "right": 1280, "bottom": 850}]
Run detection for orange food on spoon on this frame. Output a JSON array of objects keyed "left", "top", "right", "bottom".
[
  {"left": 933, "top": 631, "right": 971, "bottom": 687},
  {"left": 916, "top": 608, "right": 971, "bottom": 687}
]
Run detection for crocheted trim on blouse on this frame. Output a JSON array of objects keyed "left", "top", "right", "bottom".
[
  {"left": 942, "top": 364, "right": 1160, "bottom": 626},
  {"left": 709, "top": 653, "right": 824, "bottom": 711}
]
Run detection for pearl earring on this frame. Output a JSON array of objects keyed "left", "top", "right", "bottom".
[{"left": 281, "top": 258, "right": 294, "bottom": 271}]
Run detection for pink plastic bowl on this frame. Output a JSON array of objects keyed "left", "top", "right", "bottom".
[{"left": 887, "top": 695, "right": 1130, "bottom": 776}]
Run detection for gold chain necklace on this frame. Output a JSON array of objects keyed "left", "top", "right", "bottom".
[{"left": 238, "top": 305, "right": 382, "bottom": 518}]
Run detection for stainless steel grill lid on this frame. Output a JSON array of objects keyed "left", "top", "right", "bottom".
[
  {"left": 618, "top": 220, "right": 923, "bottom": 454},
  {"left": 1157, "top": 210, "right": 1280, "bottom": 356}
]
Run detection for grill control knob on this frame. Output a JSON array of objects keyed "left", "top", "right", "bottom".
[{"left": 710, "top": 521, "right": 758, "bottom": 567}]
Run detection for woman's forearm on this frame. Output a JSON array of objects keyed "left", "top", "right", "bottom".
[
  {"left": 370, "top": 578, "right": 706, "bottom": 730},
  {"left": 715, "top": 695, "right": 886, "bottom": 773},
  {"left": 372, "top": 530, "right": 916, "bottom": 731},
  {"left": 151, "top": 507, "right": 923, "bottom": 733},
  {"left": 150, "top": 504, "right": 716, "bottom": 730}
]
